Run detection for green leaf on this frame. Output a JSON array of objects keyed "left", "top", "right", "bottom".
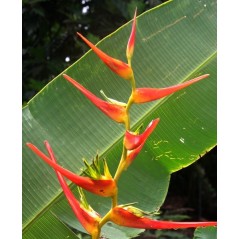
[
  {"left": 23, "top": 211, "right": 79, "bottom": 239},
  {"left": 23, "top": 0, "right": 216, "bottom": 238},
  {"left": 193, "top": 226, "right": 217, "bottom": 239}
]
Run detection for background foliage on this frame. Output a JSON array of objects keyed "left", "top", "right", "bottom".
[{"left": 23, "top": 0, "right": 166, "bottom": 104}]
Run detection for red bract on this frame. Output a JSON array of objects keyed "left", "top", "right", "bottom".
[
  {"left": 123, "top": 142, "right": 144, "bottom": 170},
  {"left": 110, "top": 206, "right": 217, "bottom": 229},
  {"left": 126, "top": 9, "right": 137, "bottom": 61},
  {"left": 132, "top": 74, "right": 210, "bottom": 103},
  {"left": 63, "top": 74, "right": 127, "bottom": 123},
  {"left": 77, "top": 32, "right": 133, "bottom": 80},
  {"left": 26, "top": 141, "right": 117, "bottom": 197},
  {"left": 45, "top": 142, "right": 101, "bottom": 237},
  {"left": 124, "top": 118, "right": 160, "bottom": 150}
]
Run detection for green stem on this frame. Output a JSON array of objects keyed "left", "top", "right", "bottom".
[
  {"left": 114, "top": 145, "right": 127, "bottom": 182},
  {"left": 92, "top": 231, "right": 100, "bottom": 239},
  {"left": 98, "top": 209, "right": 112, "bottom": 228},
  {"left": 113, "top": 73, "right": 136, "bottom": 181},
  {"left": 128, "top": 58, "right": 132, "bottom": 68},
  {"left": 130, "top": 72, "right": 136, "bottom": 92},
  {"left": 112, "top": 192, "right": 118, "bottom": 207}
]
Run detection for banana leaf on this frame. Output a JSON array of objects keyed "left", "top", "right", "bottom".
[
  {"left": 193, "top": 226, "right": 217, "bottom": 239},
  {"left": 22, "top": 0, "right": 216, "bottom": 238}
]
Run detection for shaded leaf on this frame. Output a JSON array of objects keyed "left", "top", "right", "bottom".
[{"left": 193, "top": 226, "right": 217, "bottom": 239}]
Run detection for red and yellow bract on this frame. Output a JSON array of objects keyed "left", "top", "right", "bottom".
[
  {"left": 133, "top": 74, "right": 210, "bottom": 103},
  {"left": 126, "top": 9, "right": 137, "bottom": 61},
  {"left": 45, "top": 141, "right": 101, "bottom": 237},
  {"left": 110, "top": 205, "right": 217, "bottom": 229},
  {"left": 77, "top": 33, "right": 133, "bottom": 80},
  {"left": 124, "top": 118, "right": 160, "bottom": 150},
  {"left": 63, "top": 74, "right": 127, "bottom": 124},
  {"left": 26, "top": 141, "right": 117, "bottom": 197}
]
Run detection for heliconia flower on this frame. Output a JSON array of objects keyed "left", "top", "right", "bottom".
[
  {"left": 132, "top": 74, "right": 210, "bottom": 103},
  {"left": 110, "top": 205, "right": 217, "bottom": 229},
  {"left": 77, "top": 32, "right": 133, "bottom": 80},
  {"left": 126, "top": 9, "right": 137, "bottom": 61},
  {"left": 45, "top": 142, "right": 101, "bottom": 237},
  {"left": 124, "top": 118, "right": 160, "bottom": 150},
  {"left": 63, "top": 74, "right": 127, "bottom": 124},
  {"left": 26, "top": 141, "right": 117, "bottom": 197}
]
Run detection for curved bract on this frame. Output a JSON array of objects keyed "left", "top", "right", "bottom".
[
  {"left": 47, "top": 143, "right": 101, "bottom": 238},
  {"left": 63, "top": 74, "right": 127, "bottom": 124},
  {"left": 124, "top": 119, "right": 160, "bottom": 150},
  {"left": 77, "top": 33, "right": 133, "bottom": 80},
  {"left": 132, "top": 74, "right": 210, "bottom": 103},
  {"left": 110, "top": 206, "right": 217, "bottom": 229},
  {"left": 27, "top": 142, "right": 117, "bottom": 197}
]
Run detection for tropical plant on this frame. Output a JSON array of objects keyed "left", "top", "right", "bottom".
[{"left": 22, "top": 0, "right": 217, "bottom": 238}]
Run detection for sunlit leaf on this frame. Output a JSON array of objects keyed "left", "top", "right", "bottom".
[{"left": 23, "top": 0, "right": 216, "bottom": 238}]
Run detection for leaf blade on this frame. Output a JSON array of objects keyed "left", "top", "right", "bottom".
[{"left": 23, "top": 0, "right": 216, "bottom": 237}]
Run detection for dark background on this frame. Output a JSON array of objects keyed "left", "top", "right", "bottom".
[
  {"left": 22, "top": 0, "right": 216, "bottom": 238},
  {"left": 23, "top": 0, "right": 167, "bottom": 104}
]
